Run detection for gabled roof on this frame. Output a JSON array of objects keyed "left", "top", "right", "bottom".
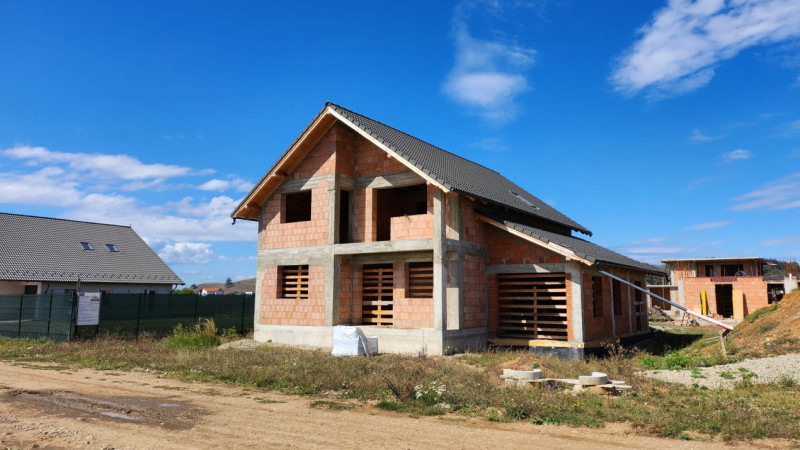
[
  {"left": 232, "top": 102, "right": 591, "bottom": 235},
  {"left": 477, "top": 212, "right": 666, "bottom": 276},
  {"left": 0, "top": 213, "right": 183, "bottom": 285}
]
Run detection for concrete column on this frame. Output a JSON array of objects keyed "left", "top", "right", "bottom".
[
  {"left": 433, "top": 188, "right": 447, "bottom": 330},
  {"left": 627, "top": 283, "right": 633, "bottom": 334},
  {"left": 324, "top": 252, "right": 340, "bottom": 327},
  {"left": 566, "top": 262, "right": 584, "bottom": 343},
  {"left": 678, "top": 279, "right": 685, "bottom": 307},
  {"left": 328, "top": 175, "right": 341, "bottom": 245},
  {"left": 446, "top": 251, "right": 463, "bottom": 330},
  {"left": 447, "top": 193, "right": 462, "bottom": 240}
]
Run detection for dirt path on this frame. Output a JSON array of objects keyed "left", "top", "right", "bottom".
[{"left": 0, "top": 362, "right": 787, "bottom": 449}]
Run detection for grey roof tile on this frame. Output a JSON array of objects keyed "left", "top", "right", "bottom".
[
  {"left": 0, "top": 213, "right": 183, "bottom": 285},
  {"left": 479, "top": 212, "right": 665, "bottom": 275},
  {"left": 327, "top": 103, "right": 592, "bottom": 235}
]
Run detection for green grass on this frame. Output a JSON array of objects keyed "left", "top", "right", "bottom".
[{"left": 1, "top": 326, "right": 799, "bottom": 442}]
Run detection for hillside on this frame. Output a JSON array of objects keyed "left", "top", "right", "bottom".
[
  {"left": 192, "top": 278, "right": 256, "bottom": 295},
  {"left": 726, "top": 289, "right": 800, "bottom": 358}
]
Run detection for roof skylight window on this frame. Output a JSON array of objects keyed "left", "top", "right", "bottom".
[
  {"left": 508, "top": 191, "right": 538, "bottom": 209},
  {"left": 80, "top": 242, "right": 93, "bottom": 250},
  {"left": 105, "top": 244, "right": 119, "bottom": 252}
]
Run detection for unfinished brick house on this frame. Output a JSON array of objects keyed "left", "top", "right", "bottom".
[
  {"left": 232, "top": 103, "right": 664, "bottom": 357},
  {"left": 658, "top": 257, "right": 797, "bottom": 321}
]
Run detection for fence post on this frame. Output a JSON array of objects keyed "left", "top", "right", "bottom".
[
  {"left": 46, "top": 292, "right": 53, "bottom": 337},
  {"left": 17, "top": 294, "right": 24, "bottom": 337},
  {"left": 136, "top": 294, "right": 142, "bottom": 338}
]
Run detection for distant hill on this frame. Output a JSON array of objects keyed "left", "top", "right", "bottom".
[{"left": 191, "top": 278, "right": 256, "bottom": 295}]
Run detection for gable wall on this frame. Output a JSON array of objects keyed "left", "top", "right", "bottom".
[{"left": 484, "top": 226, "right": 564, "bottom": 265}]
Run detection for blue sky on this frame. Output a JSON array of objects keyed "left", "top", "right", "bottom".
[{"left": 2, "top": 0, "right": 799, "bottom": 285}]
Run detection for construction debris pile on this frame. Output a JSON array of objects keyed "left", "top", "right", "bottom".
[{"left": 501, "top": 369, "right": 631, "bottom": 395}]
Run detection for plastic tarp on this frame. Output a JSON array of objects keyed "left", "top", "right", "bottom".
[{"left": 331, "top": 326, "right": 378, "bottom": 356}]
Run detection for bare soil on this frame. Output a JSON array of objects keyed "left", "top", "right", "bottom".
[
  {"left": 0, "top": 361, "right": 791, "bottom": 449},
  {"left": 728, "top": 290, "right": 800, "bottom": 358}
]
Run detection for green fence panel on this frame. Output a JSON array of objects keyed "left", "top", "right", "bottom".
[
  {"left": 0, "top": 294, "right": 74, "bottom": 341},
  {"left": 98, "top": 293, "right": 254, "bottom": 338}
]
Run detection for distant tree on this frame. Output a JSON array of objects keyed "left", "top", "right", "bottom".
[
  {"left": 225, "top": 277, "right": 234, "bottom": 287},
  {"left": 172, "top": 288, "right": 195, "bottom": 295}
]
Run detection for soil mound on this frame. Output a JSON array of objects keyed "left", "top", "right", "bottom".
[{"left": 727, "top": 289, "right": 800, "bottom": 358}]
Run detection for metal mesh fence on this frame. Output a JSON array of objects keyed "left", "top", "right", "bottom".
[
  {"left": 98, "top": 293, "right": 255, "bottom": 337},
  {"left": 0, "top": 294, "right": 74, "bottom": 341}
]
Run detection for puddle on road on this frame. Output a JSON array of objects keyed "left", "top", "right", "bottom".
[{"left": 2, "top": 390, "right": 204, "bottom": 430}]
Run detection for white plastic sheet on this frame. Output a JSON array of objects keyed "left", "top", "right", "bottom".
[{"left": 331, "top": 326, "right": 378, "bottom": 356}]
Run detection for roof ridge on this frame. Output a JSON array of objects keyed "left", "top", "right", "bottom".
[
  {"left": 0, "top": 212, "right": 131, "bottom": 228},
  {"left": 326, "top": 102, "right": 505, "bottom": 177}
]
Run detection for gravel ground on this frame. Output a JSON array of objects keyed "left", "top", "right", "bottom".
[{"left": 641, "top": 353, "right": 800, "bottom": 389}]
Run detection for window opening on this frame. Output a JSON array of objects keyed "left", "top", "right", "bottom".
[
  {"left": 80, "top": 242, "right": 93, "bottom": 250},
  {"left": 612, "top": 279, "right": 622, "bottom": 316},
  {"left": 361, "top": 264, "right": 393, "bottom": 326},
  {"left": 375, "top": 184, "right": 427, "bottom": 241},
  {"left": 721, "top": 264, "right": 744, "bottom": 276},
  {"left": 281, "top": 265, "right": 309, "bottom": 299},
  {"left": 339, "top": 190, "right": 351, "bottom": 243},
  {"left": 105, "top": 244, "right": 119, "bottom": 252},
  {"left": 283, "top": 191, "right": 312, "bottom": 223},
  {"left": 633, "top": 281, "right": 646, "bottom": 332},
  {"left": 704, "top": 265, "right": 715, "bottom": 277},
  {"left": 715, "top": 284, "right": 733, "bottom": 318},
  {"left": 508, "top": 190, "right": 538, "bottom": 209},
  {"left": 592, "top": 276, "right": 604, "bottom": 318},
  {"left": 496, "top": 273, "right": 568, "bottom": 341},
  {"left": 407, "top": 262, "right": 433, "bottom": 298}
]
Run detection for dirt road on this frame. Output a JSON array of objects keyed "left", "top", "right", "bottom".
[{"left": 0, "top": 361, "right": 781, "bottom": 449}]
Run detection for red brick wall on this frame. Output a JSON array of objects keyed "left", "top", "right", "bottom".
[
  {"left": 354, "top": 137, "right": 407, "bottom": 177},
  {"left": 485, "top": 226, "right": 563, "bottom": 265},
  {"left": 463, "top": 254, "right": 486, "bottom": 328},
  {"left": 390, "top": 214, "right": 434, "bottom": 240},
  {"left": 261, "top": 182, "right": 329, "bottom": 249},
  {"left": 259, "top": 265, "right": 325, "bottom": 326},
  {"left": 582, "top": 273, "right": 613, "bottom": 341},
  {"left": 461, "top": 201, "right": 484, "bottom": 244},
  {"left": 392, "top": 263, "right": 434, "bottom": 328}
]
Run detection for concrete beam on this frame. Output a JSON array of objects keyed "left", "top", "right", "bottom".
[
  {"left": 333, "top": 239, "right": 433, "bottom": 255},
  {"left": 444, "top": 239, "right": 485, "bottom": 256},
  {"left": 257, "top": 246, "right": 331, "bottom": 266},
  {"left": 354, "top": 171, "right": 425, "bottom": 190},
  {"left": 485, "top": 263, "right": 566, "bottom": 275},
  {"left": 447, "top": 193, "right": 462, "bottom": 240},
  {"left": 351, "top": 251, "right": 433, "bottom": 266},
  {"left": 275, "top": 173, "right": 337, "bottom": 194}
]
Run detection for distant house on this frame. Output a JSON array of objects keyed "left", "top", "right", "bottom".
[
  {"left": 0, "top": 213, "right": 183, "bottom": 295},
  {"left": 201, "top": 287, "right": 224, "bottom": 296},
  {"left": 231, "top": 102, "right": 664, "bottom": 357},
  {"left": 657, "top": 257, "right": 798, "bottom": 321}
]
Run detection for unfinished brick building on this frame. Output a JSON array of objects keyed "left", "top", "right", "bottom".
[
  {"left": 658, "top": 257, "right": 797, "bottom": 321},
  {"left": 232, "top": 103, "right": 664, "bottom": 357}
]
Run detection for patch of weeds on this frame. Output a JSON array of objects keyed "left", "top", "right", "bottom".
[
  {"left": 421, "top": 406, "right": 445, "bottom": 416},
  {"left": 719, "top": 370, "right": 734, "bottom": 380},
  {"left": 745, "top": 304, "right": 777, "bottom": 323},
  {"left": 161, "top": 319, "right": 220, "bottom": 350},
  {"left": 690, "top": 368, "right": 706, "bottom": 379},
  {"left": 677, "top": 433, "right": 692, "bottom": 441},
  {"left": 663, "top": 352, "right": 692, "bottom": 370},
  {"left": 777, "top": 375, "right": 797, "bottom": 388},
  {"left": 757, "top": 323, "right": 777, "bottom": 334},
  {"left": 310, "top": 400, "right": 354, "bottom": 410},
  {"left": 255, "top": 397, "right": 285, "bottom": 404},
  {"left": 376, "top": 399, "right": 403, "bottom": 412},
  {"left": 486, "top": 407, "right": 502, "bottom": 422},
  {"left": 738, "top": 368, "right": 758, "bottom": 380},
  {"left": 640, "top": 355, "right": 659, "bottom": 370}
]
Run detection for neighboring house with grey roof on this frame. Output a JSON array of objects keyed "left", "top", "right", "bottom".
[
  {"left": 232, "top": 102, "right": 664, "bottom": 357},
  {"left": 0, "top": 213, "right": 183, "bottom": 295}
]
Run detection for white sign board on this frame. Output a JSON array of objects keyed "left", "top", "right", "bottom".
[{"left": 77, "top": 292, "right": 101, "bottom": 326}]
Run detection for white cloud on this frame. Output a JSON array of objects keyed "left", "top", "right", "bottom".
[
  {"left": 0, "top": 167, "right": 83, "bottom": 206},
  {"left": 2, "top": 145, "right": 196, "bottom": 185},
  {"left": 689, "top": 128, "right": 723, "bottom": 142},
  {"left": 730, "top": 172, "right": 800, "bottom": 211},
  {"left": 683, "top": 220, "right": 731, "bottom": 231},
  {"left": 763, "top": 234, "right": 800, "bottom": 246},
  {"left": 612, "top": 0, "right": 800, "bottom": 97},
  {"left": 158, "top": 242, "right": 215, "bottom": 264},
  {"left": 442, "top": 5, "right": 536, "bottom": 121},
  {"left": 197, "top": 177, "right": 253, "bottom": 192},
  {"left": 721, "top": 148, "right": 753, "bottom": 162}
]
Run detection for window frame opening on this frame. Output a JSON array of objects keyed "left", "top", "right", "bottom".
[{"left": 282, "top": 191, "right": 312, "bottom": 223}]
